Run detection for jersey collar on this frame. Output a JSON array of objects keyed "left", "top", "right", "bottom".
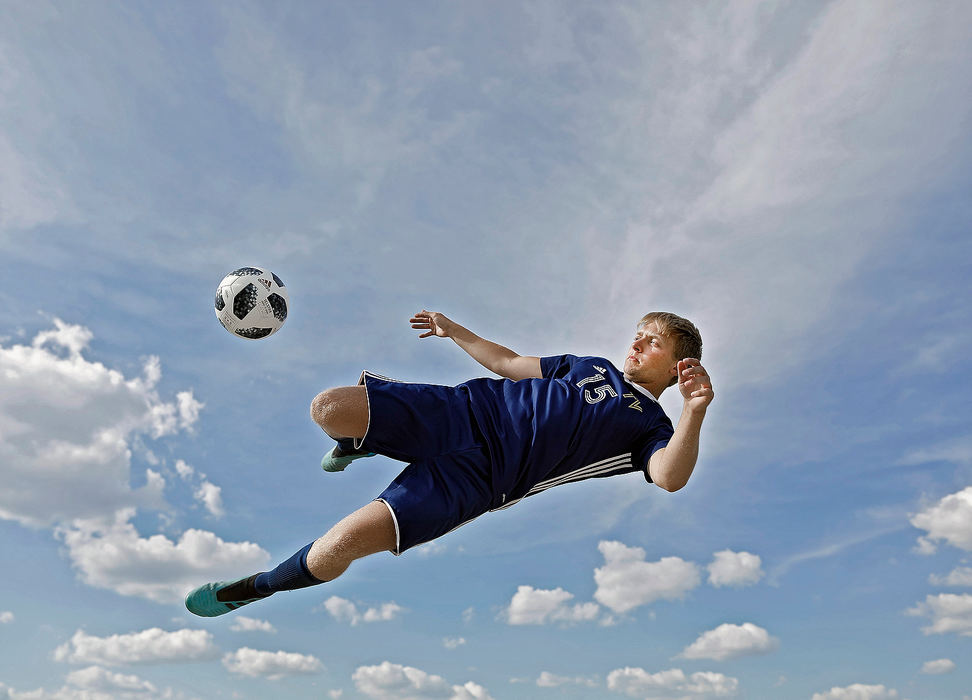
[{"left": 624, "top": 379, "right": 659, "bottom": 403}]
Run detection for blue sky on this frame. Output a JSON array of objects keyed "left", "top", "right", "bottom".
[{"left": 1, "top": 1, "right": 971, "bottom": 698}]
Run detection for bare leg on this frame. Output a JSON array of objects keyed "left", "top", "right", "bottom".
[
  {"left": 306, "top": 501, "right": 396, "bottom": 581},
  {"left": 310, "top": 386, "right": 370, "bottom": 439}
]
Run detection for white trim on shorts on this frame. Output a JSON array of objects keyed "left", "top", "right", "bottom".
[
  {"left": 354, "top": 370, "right": 403, "bottom": 452},
  {"left": 375, "top": 498, "right": 402, "bottom": 556}
]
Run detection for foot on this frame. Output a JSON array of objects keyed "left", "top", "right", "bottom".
[
  {"left": 185, "top": 574, "right": 269, "bottom": 617},
  {"left": 321, "top": 443, "right": 376, "bottom": 473}
]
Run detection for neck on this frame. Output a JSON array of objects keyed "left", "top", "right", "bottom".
[
  {"left": 641, "top": 382, "right": 666, "bottom": 401},
  {"left": 625, "top": 374, "right": 667, "bottom": 401}
]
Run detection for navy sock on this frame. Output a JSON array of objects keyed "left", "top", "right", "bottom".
[
  {"left": 253, "top": 542, "right": 323, "bottom": 596},
  {"left": 335, "top": 437, "right": 357, "bottom": 454}
]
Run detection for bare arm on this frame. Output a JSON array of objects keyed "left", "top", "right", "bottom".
[
  {"left": 410, "top": 310, "right": 542, "bottom": 380},
  {"left": 648, "top": 359, "right": 714, "bottom": 492}
]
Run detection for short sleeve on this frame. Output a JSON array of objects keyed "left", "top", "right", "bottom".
[
  {"left": 634, "top": 419, "right": 675, "bottom": 483},
  {"left": 540, "top": 354, "right": 579, "bottom": 379}
]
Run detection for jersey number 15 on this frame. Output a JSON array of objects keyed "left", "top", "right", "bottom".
[
  {"left": 576, "top": 373, "right": 617, "bottom": 404},
  {"left": 576, "top": 373, "right": 643, "bottom": 412}
]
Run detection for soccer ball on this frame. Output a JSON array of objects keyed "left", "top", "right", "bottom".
[{"left": 214, "top": 267, "right": 289, "bottom": 340}]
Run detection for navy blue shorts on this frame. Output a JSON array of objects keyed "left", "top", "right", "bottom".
[{"left": 356, "top": 372, "right": 495, "bottom": 554}]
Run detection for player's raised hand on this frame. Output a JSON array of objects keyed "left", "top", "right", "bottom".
[
  {"left": 410, "top": 310, "right": 453, "bottom": 339},
  {"left": 677, "top": 359, "right": 714, "bottom": 413}
]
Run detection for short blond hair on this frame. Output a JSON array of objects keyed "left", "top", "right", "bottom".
[{"left": 638, "top": 312, "right": 702, "bottom": 386}]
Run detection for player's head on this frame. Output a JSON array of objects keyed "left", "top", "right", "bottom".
[{"left": 627, "top": 312, "right": 702, "bottom": 388}]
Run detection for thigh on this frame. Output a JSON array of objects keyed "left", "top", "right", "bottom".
[
  {"left": 318, "top": 501, "right": 397, "bottom": 557},
  {"left": 359, "top": 373, "right": 482, "bottom": 463}
]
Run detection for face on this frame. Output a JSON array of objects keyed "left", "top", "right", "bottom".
[{"left": 623, "top": 322, "right": 679, "bottom": 387}]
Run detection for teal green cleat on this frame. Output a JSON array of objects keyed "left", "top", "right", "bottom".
[
  {"left": 185, "top": 575, "right": 268, "bottom": 617},
  {"left": 321, "top": 444, "right": 376, "bottom": 473}
]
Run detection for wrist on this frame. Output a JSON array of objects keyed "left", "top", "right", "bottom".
[
  {"left": 439, "top": 318, "right": 458, "bottom": 337},
  {"left": 681, "top": 403, "right": 707, "bottom": 421}
]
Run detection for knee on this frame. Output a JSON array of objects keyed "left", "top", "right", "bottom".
[
  {"left": 310, "top": 388, "right": 340, "bottom": 431},
  {"left": 317, "top": 521, "right": 361, "bottom": 563},
  {"left": 310, "top": 385, "right": 368, "bottom": 439}
]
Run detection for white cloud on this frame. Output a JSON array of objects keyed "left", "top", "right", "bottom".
[
  {"left": 707, "top": 550, "right": 763, "bottom": 588},
  {"left": 222, "top": 647, "right": 323, "bottom": 680},
  {"left": 362, "top": 603, "right": 406, "bottom": 624},
  {"left": 906, "top": 593, "right": 972, "bottom": 636},
  {"left": 0, "top": 611, "right": 12, "bottom": 624},
  {"left": 910, "top": 487, "right": 972, "bottom": 553},
  {"left": 0, "top": 125, "right": 74, "bottom": 232},
  {"left": 64, "top": 665, "right": 157, "bottom": 695},
  {"left": 810, "top": 684, "right": 899, "bottom": 700},
  {"left": 442, "top": 637, "right": 465, "bottom": 650},
  {"left": 679, "top": 622, "right": 779, "bottom": 661},
  {"left": 770, "top": 528, "right": 905, "bottom": 583},
  {"left": 929, "top": 566, "right": 972, "bottom": 587},
  {"left": 598, "top": 0, "right": 972, "bottom": 437},
  {"left": 0, "top": 320, "right": 202, "bottom": 527},
  {"left": 230, "top": 616, "right": 277, "bottom": 634},
  {"left": 920, "top": 658, "right": 955, "bottom": 675},
  {"left": 56, "top": 508, "right": 269, "bottom": 604},
  {"left": 504, "top": 586, "right": 600, "bottom": 626},
  {"left": 352, "top": 661, "right": 494, "bottom": 700},
  {"left": 898, "top": 438, "right": 972, "bottom": 468},
  {"left": 606, "top": 666, "right": 738, "bottom": 699},
  {"left": 451, "top": 682, "right": 493, "bottom": 700},
  {"left": 174, "top": 459, "right": 195, "bottom": 480},
  {"left": 194, "top": 480, "right": 224, "bottom": 518},
  {"left": 415, "top": 540, "right": 448, "bottom": 557},
  {"left": 173, "top": 459, "right": 225, "bottom": 517},
  {"left": 689, "top": 2, "right": 946, "bottom": 225},
  {"left": 321, "top": 596, "right": 405, "bottom": 626},
  {"left": 216, "top": 7, "right": 474, "bottom": 218},
  {"left": 54, "top": 627, "right": 218, "bottom": 666},
  {"left": 175, "top": 390, "right": 202, "bottom": 431},
  {"left": 535, "top": 671, "right": 597, "bottom": 688},
  {"left": 594, "top": 541, "right": 700, "bottom": 614},
  {"left": 30, "top": 320, "right": 93, "bottom": 357},
  {"left": 0, "top": 665, "right": 166, "bottom": 700},
  {"left": 322, "top": 596, "right": 359, "bottom": 624}
]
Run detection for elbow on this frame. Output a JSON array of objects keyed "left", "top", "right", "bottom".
[{"left": 652, "top": 475, "right": 686, "bottom": 493}]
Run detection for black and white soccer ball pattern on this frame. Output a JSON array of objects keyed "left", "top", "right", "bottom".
[{"left": 214, "top": 267, "right": 289, "bottom": 340}]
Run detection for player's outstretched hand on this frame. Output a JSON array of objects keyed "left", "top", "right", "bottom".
[
  {"left": 410, "top": 310, "right": 453, "bottom": 339},
  {"left": 677, "top": 359, "right": 714, "bottom": 413}
]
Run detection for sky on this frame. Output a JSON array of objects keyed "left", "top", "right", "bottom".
[{"left": 1, "top": 1, "right": 971, "bottom": 698}]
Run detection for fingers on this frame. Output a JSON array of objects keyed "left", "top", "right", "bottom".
[
  {"left": 679, "top": 360, "right": 709, "bottom": 381},
  {"left": 678, "top": 359, "right": 713, "bottom": 405},
  {"left": 410, "top": 310, "right": 437, "bottom": 325},
  {"left": 410, "top": 311, "right": 432, "bottom": 328},
  {"left": 411, "top": 310, "right": 438, "bottom": 338}
]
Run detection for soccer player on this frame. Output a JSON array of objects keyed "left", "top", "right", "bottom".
[{"left": 185, "top": 310, "right": 713, "bottom": 617}]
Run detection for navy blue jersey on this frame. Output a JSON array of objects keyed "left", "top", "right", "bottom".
[{"left": 459, "top": 355, "right": 674, "bottom": 508}]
